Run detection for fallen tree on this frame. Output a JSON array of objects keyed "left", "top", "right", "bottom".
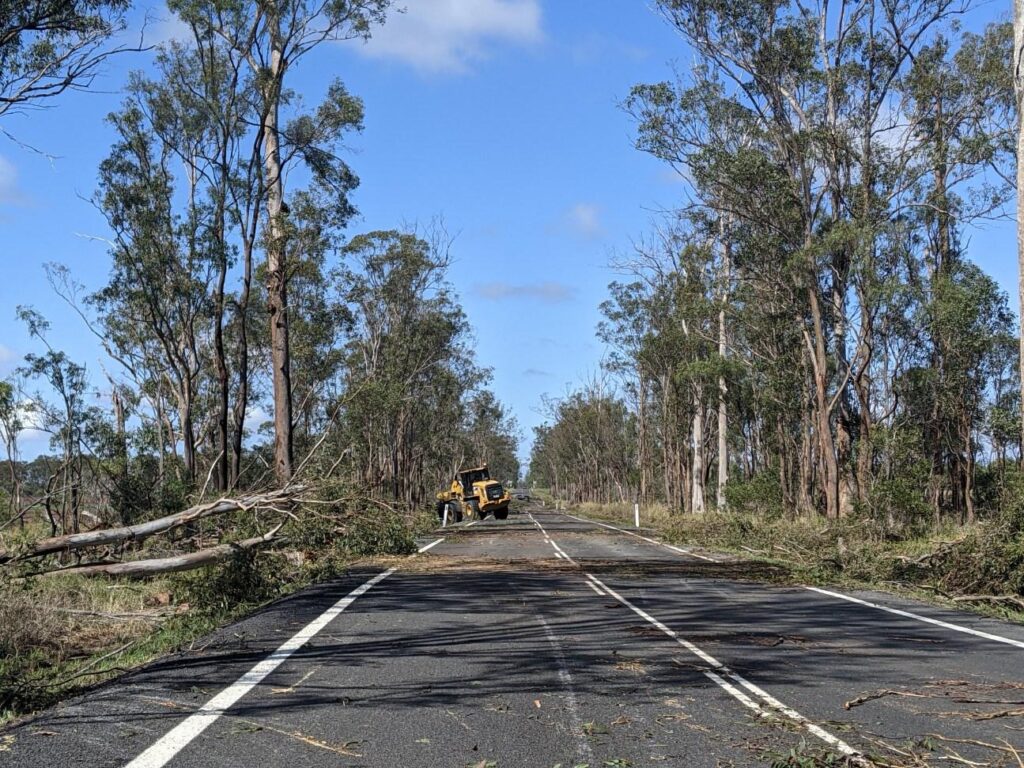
[
  {"left": 0, "top": 487, "right": 302, "bottom": 564},
  {"left": 35, "top": 525, "right": 284, "bottom": 578}
]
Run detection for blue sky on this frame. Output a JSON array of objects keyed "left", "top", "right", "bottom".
[{"left": 0, "top": 0, "right": 1018, "bottom": 461}]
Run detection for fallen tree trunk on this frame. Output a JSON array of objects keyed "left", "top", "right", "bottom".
[
  {"left": 951, "top": 594, "right": 1024, "bottom": 611},
  {"left": 35, "top": 526, "right": 284, "bottom": 578},
  {"left": 0, "top": 487, "right": 301, "bottom": 564}
]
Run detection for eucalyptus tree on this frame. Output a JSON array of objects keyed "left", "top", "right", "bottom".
[
  {"left": 93, "top": 95, "right": 216, "bottom": 486},
  {"left": 0, "top": 0, "right": 135, "bottom": 126},
  {"left": 0, "top": 378, "right": 23, "bottom": 518},
  {"left": 335, "top": 230, "right": 473, "bottom": 504},
  {"left": 170, "top": 0, "right": 389, "bottom": 485},
  {"left": 15, "top": 308, "right": 94, "bottom": 535}
]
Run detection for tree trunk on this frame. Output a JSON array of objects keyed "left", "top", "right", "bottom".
[
  {"left": 0, "top": 488, "right": 300, "bottom": 563},
  {"left": 263, "top": 22, "right": 293, "bottom": 487},
  {"left": 717, "top": 223, "right": 730, "bottom": 510},
  {"left": 691, "top": 385, "right": 706, "bottom": 514},
  {"left": 37, "top": 528, "right": 282, "bottom": 579},
  {"left": 1015, "top": 0, "right": 1024, "bottom": 460}
]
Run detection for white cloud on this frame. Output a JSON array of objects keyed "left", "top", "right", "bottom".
[
  {"left": 0, "top": 155, "right": 23, "bottom": 205},
  {"left": 358, "top": 0, "right": 543, "bottom": 73},
  {"left": 563, "top": 202, "right": 604, "bottom": 240},
  {"left": 476, "top": 281, "right": 575, "bottom": 303},
  {"left": 134, "top": 4, "right": 191, "bottom": 48}
]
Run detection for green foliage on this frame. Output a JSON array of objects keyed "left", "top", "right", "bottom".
[
  {"left": 723, "top": 472, "right": 784, "bottom": 517},
  {"left": 172, "top": 550, "right": 289, "bottom": 617},
  {"left": 342, "top": 510, "right": 417, "bottom": 557}
]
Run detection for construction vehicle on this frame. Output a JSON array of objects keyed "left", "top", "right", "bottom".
[{"left": 436, "top": 464, "right": 511, "bottom": 522}]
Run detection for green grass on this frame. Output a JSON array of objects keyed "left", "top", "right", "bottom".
[{"left": 0, "top": 502, "right": 428, "bottom": 726}]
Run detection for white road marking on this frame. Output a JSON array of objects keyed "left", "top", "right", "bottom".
[
  {"left": 537, "top": 615, "right": 594, "bottom": 764},
  {"left": 562, "top": 512, "right": 716, "bottom": 562},
  {"left": 125, "top": 536, "right": 447, "bottom": 768},
  {"left": 585, "top": 580, "right": 606, "bottom": 596},
  {"left": 528, "top": 512, "right": 577, "bottom": 564},
  {"left": 563, "top": 511, "right": 1024, "bottom": 652},
  {"left": 806, "top": 586, "right": 1024, "bottom": 650},
  {"left": 124, "top": 569, "right": 396, "bottom": 768},
  {"left": 583, "top": 573, "right": 859, "bottom": 757}
]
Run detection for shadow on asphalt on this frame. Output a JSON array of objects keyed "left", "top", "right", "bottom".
[{"left": 26, "top": 565, "right": 1023, "bottom": 729}]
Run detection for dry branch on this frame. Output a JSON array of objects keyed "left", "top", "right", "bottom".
[
  {"left": 35, "top": 525, "right": 284, "bottom": 579},
  {"left": 951, "top": 594, "right": 1024, "bottom": 611},
  {"left": 0, "top": 487, "right": 302, "bottom": 564}
]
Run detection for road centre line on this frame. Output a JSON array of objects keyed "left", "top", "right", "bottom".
[
  {"left": 529, "top": 511, "right": 858, "bottom": 755},
  {"left": 559, "top": 509, "right": 1024, "bottom": 651},
  {"left": 583, "top": 572, "right": 859, "bottom": 757},
  {"left": 537, "top": 615, "right": 594, "bottom": 763},
  {"left": 562, "top": 512, "right": 716, "bottom": 562},
  {"left": 124, "top": 537, "right": 445, "bottom": 768},
  {"left": 527, "top": 512, "right": 576, "bottom": 564}
]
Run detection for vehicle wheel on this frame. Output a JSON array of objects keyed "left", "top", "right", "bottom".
[
  {"left": 494, "top": 507, "right": 509, "bottom": 520},
  {"left": 469, "top": 500, "right": 483, "bottom": 520},
  {"left": 449, "top": 500, "right": 464, "bottom": 523}
]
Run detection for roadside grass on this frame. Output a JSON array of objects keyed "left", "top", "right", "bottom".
[
  {"left": 564, "top": 501, "right": 1024, "bottom": 624},
  {"left": 0, "top": 502, "right": 429, "bottom": 726}
]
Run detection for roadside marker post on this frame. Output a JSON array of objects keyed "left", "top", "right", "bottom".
[
  {"left": 634, "top": 502, "right": 640, "bottom": 529},
  {"left": 443, "top": 504, "right": 449, "bottom": 527}
]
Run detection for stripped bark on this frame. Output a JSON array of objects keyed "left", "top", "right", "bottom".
[
  {"left": 35, "top": 527, "right": 283, "bottom": 579},
  {"left": 0, "top": 488, "right": 300, "bottom": 563}
]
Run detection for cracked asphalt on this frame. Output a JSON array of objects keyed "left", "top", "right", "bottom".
[{"left": 4, "top": 504, "right": 1024, "bottom": 767}]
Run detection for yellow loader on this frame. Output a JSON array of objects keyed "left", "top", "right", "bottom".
[{"left": 435, "top": 463, "right": 511, "bottom": 522}]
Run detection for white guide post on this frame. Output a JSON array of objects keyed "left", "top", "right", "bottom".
[
  {"left": 443, "top": 504, "right": 449, "bottom": 527},
  {"left": 634, "top": 502, "right": 640, "bottom": 529}
]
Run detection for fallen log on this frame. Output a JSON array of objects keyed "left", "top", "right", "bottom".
[
  {"left": 0, "top": 487, "right": 301, "bottom": 564},
  {"left": 950, "top": 594, "right": 1024, "bottom": 611},
  {"left": 34, "top": 525, "right": 284, "bottom": 578}
]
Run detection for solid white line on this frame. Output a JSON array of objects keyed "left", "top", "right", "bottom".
[
  {"left": 805, "top": 586, "right": 1024, "bottom": 650},
  {"left": 563, "top": 512, "right": 716, "bottom": 562},
  {"left": 418, "top": 538, "right": 444, "bottom": 554},
  {"left": 584, "top": 573, "right": 857, "bottom": 756},
  {"left": 563, "top": 511, "right": 1024, "bottom": 652},
  {"left": 125, "top": 568, "right": 397, "bottom": 768},
  {"left": 537, "top": 615, "right": 594, "bottom": 763}
]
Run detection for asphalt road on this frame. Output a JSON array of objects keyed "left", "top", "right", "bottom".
[{"left": 5, "top": 504, "right": 1024, "bottom": 767}]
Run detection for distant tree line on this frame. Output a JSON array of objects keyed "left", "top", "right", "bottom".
[
  {"left": 531, "top": 0, "right": 1021, "bottom": 526},
  {"left": 0, "top": 1, "right": 519, "bottom": 535}
]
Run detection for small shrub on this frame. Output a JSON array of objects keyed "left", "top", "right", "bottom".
[
  {"left": 172, "top": 550, "right": 289, "bottom": 617},
  {"left": 723, "top": 472, "right": 785, "bottom": 517}
]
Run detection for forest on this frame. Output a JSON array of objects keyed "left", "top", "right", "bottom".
[
  {"left": 529, "top": 0, "right": 1024, "bottom": 532},
  {"left": 0, "top": 1, "right": 520, "bottom": 549}
]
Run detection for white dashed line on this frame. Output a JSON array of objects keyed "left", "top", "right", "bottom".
[
  {"left": 562, "top": 512, "right": 717, "bottom": 562},
  {"left": 537, "top": 614, "right": 593, "bottom": 764},
  {"left": 561, "top": 512, "right": 1024, "bottom": 651},
  {"left": 583, "top": 573, "right": 859, "bottom": 757}
]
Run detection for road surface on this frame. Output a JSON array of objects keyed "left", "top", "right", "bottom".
[{"left": 4, "top": 504, "right": 1024, "bottom": 767}]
